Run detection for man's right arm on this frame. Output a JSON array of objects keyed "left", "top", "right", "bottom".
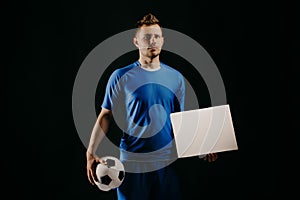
[{"left": 86, "top": 107, "right": 112, "bottom": 185}]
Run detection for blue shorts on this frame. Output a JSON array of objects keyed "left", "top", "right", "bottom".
[{"left": 117, "top": 165, "right": 182, "bottom": 200}]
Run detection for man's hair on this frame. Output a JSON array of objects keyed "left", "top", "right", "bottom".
[{"left": 136, "top": 13, "right": 161, "bottom": 28}]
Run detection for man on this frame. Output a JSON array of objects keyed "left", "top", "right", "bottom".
[{"left": 86, "top": 13, "right": 218, "bottom": 200}]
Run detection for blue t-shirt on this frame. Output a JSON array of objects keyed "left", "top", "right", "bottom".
[{"left": 102, "top": 61, "right": 185, "bottom": 162}]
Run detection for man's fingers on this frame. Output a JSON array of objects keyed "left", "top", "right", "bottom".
[
  {"left": 208, "top": 154, "right": 212, "bottom": 162},
  {"left": 209, "top": 154, "right": 213, "bottom": 162},
  {"left": 91, "top": 162, "right": 99, "bottom": 182},
  {"left": 210, "top": 153, "right": 218, "bottom": 162},
  {"left": 86, "top": 158, "right": 109, "bottom": 185},
  {"left": 87, "top": 160, "right": 101, "bottom": 185},
  {"left": 203, "top": 153, "right": 218, "bottom": 162},
  {"left": 213, "top": 153, "right": 218, "bottom": 161},
  {"left": 99, "top": 159, "right": 107, "bottom": 165},
  {"left": 87, "top": 169, "right": 95, "bottom": 185}
]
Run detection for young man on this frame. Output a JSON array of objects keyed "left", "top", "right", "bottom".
[{"left": 86, "top": 13, "right": 217, "bottom": 200}]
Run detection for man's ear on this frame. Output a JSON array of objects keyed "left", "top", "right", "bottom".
[{"left": 133, "top": 37, "right": 139, "bottom": 48}]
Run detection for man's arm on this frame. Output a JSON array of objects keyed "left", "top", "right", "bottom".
[
  {"left": 178, "top": 75, "right": 217, "bottom": 162},
  {"left": 86, "top": 107, "right": 112, "bottom": 185}
]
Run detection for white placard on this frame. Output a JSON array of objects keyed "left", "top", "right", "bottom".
[{"left": 170, "top": 104, "right": 238, "bottom": 158}]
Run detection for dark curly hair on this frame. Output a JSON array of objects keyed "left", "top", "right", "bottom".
[{"left": 136, "top": 13, "right": 161, "bottom": 28}]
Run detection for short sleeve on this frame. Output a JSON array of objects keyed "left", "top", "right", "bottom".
[
  {"left": 175, "top": 74, "right": 185, "bottom": 112},
  {"left": 101, "top": 70, "right": 122, "bottom": 110}
]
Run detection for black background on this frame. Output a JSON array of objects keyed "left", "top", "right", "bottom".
[{"left": 4, "top": 0, "right": 286, "bottom": 199}]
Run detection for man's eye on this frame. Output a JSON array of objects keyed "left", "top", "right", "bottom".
[{"left": 144, "top": 35, "right": 151, "bottom": 40}]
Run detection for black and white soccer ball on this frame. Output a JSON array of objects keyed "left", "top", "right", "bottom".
[{"left": 95, "top": 156, "right": 125, "bottom": 191}]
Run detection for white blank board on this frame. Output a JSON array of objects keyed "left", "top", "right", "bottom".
[{"left": 170, "top": 104, "right": 238, "bottom": 158}]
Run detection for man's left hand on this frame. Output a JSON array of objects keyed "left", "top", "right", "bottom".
[{"left": 203, "top": 153, "right": 218, "bottom": 162}]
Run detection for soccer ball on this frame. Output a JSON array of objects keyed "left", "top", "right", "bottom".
[{"left": 95, "top": 156, "right": 125, "bottom": 191}]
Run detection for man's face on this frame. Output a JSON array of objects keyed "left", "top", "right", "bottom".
[{"left": 134, "top": 24, "right": 164, "bottom": 59}]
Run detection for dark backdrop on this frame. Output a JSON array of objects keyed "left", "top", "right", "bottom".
[{"left": 4, "top": 0, "right": 285, "bottom": 199}]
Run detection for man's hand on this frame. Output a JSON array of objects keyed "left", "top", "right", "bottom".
[
  {"left": 203, "top": 153, "right": 218, "bottom": 162},
  {"left": 86, "top": 151, "right": 107, "bottom": 185}
]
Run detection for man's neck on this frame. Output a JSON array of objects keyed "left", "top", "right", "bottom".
[{"left": 138, "top": 57, "right": 161, "bottom": 70}]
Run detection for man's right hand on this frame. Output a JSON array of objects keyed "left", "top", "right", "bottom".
[{"left": 86, "top": 151, "right": 107, "bottom": 185}]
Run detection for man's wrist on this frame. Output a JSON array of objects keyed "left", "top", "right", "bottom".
[{"left": 86, "top": 150, "right": 95, "bottom": 157}]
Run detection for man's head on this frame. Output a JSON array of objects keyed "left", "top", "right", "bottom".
[{"left": 133, "top": 13, "right": 164, "bottom": 60}]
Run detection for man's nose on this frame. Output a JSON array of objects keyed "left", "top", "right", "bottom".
[{"left": 149, "top": 36, "right": 156, "bottom": 44}]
